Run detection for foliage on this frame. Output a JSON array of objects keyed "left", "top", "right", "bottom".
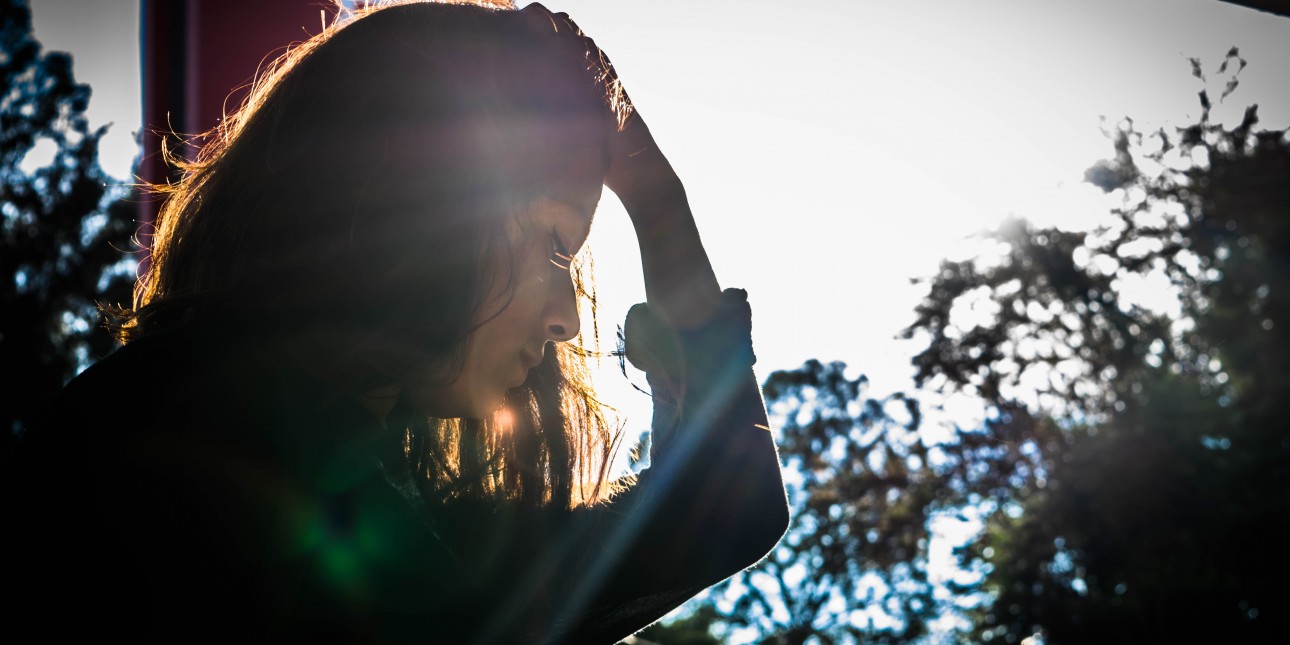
[
  {"left": 651, "top": 49, "right": 1289, "bottom": 645},
  {"left": 901, "top": 49, "right": 1290, "bottom": 642},
  {"left": 709, "top": 360, "right": 936, "bottom": 644},
  {"left": 626, "top": 604, "right": 724, "bottom": 645},
  {"left": 1, "top": 0, "right": 135, "bottom": 447},
  {"left": 685, "top": 358, "right": 1023, "bottom": 645}
]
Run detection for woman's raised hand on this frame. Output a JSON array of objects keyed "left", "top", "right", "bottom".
[
  {"left": 520, "top": 3, "right": 721, "bottom": 329},
  {"left": 518, "top": 3, "right": 683, "bottom": 216}
]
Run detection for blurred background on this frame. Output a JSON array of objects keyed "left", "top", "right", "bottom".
[{"left": 5, "top": 0, "right": 1290, "bottom": 642}]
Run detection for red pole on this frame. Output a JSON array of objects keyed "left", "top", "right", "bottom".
[{"left": 139, "top": 0, "right": 332, "bottom": 258}]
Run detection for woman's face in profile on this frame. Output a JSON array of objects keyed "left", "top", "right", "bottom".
[{"left": 420, "top": 183, "right": 600, "bottom": 419}]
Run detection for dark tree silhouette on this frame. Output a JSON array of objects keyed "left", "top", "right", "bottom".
[
  {"left": 1, "top": 0, "right": 135, "bottom": 451},
  {"left": 901, "top": 49, "right": 1290, "bottom": 642},
  {"left": 652, "top": 49, "right": 1289, "bottom": 645},
  {"left": 668, "top": 358, "right": 1025, "bottom": 645},
  {"left": 626, "top": 604, "right": 724, "bottom": 645},
  {"left": 1218, "top": 0, "right": 1290, "bottom": 19},
  {"left": 712, "top": 360, "right": 943, "bottom": 644}
]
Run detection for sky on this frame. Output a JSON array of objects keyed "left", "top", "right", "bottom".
[{"left": 26, "top": 0, "right": 1290, "bottom": 432}]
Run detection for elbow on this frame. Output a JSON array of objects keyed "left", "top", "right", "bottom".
[
  {"left": 708, "top": 473, "right": 791, "bottom": 577},
  {"left": 718, "top": 437, "right": 792, "bottom": 570},
  {"left": 709, "top": 506, "right": 788, "bottom": 583},
  {"left": 737, "top": 437, "right": 792, "bottom": 558},
  {"left": 746, "top": 475, "right": 791, "bottom": 562},
  {"left": 768, "top": 486, "right": 791, "bottom": 543}
]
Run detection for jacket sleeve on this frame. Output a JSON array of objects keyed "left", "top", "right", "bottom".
[{"left": 540, "top": 288, "right": 791, "bottom": 642}]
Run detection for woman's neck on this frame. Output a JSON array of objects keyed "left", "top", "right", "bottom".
[{"left": 355, "top": 384, "right": 402, "bottom": 426}]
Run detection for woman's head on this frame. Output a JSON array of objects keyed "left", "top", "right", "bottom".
[{"left": 123, "top": 0, "right": 628, "bottom": 506}]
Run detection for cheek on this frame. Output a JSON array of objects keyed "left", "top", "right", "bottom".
[
  {"left": 500, "top": 259, "right": 555, "bottom": 328},
  {"left": 463, "top": 302, "right": 532, "bottom": 397}
]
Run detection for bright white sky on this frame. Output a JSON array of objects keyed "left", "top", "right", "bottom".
[{"left": 28, "top": 0, "right": 1290, "bottom": 433}]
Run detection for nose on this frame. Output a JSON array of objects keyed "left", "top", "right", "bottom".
[{"left": 544, "top": 271, "right": 580, "bottom": 342}]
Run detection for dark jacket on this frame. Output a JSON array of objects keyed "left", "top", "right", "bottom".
[{"left": 5, "top": 290, "right": 788, "bottom": 643}]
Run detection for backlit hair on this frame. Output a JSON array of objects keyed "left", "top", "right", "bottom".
[{"left": 116, "top": 0, "right": 631, "bottom": 507}]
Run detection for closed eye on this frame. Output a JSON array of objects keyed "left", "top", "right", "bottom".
[{"left": 549, "top": 231, "right": 573, "bottom": 271}]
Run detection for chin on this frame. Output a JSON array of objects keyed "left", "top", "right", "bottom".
[
  {"left": 446, "top": 380, "right": 524, "bottom": 421},
  {"left": 463, "top": 390, "right": 510, "bottom": 421}
]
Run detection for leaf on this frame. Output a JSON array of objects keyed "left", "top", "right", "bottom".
[{"left": 1220, "top": 76, "right": 1240, "bottom": 102}]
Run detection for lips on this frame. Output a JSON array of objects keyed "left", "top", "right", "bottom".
[
  {"left": 520, "top": 348, "right": 542, "bottom": 371},
  {"left": 506, "top": 347, "right": 544, "bottom": 388}
]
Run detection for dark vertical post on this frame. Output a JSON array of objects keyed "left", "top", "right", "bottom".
[{"left": 138, "top": 0, "right": 333, "bottom": 263}]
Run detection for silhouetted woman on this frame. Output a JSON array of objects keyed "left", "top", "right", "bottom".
[{"left": 8, "top": 2, "right": 788, "bottom": 642}]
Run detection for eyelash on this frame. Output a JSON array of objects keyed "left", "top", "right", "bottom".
[{"left": 549, "top": 231, "right": 573, "bottom": 271}]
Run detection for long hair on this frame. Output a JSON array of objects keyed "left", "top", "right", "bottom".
[{"left": 116, "top": 0, "right": 630, "bottom": 508}]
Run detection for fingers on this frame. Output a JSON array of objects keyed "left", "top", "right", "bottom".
[
  {"left": 518, "top": 3, "right": 638, "bottom": 137},
  {"left": 518, "top": 3, "right": 623, "bottom": 98},
  {"left": 518, "top": 3, "right": 556, "bottom": 33},
  {"left": 514, "top": 7, "right": 666, "bottom": 211},
  {"left": 520, "top": 3, "right": 581, "bottom": 37},
  {"left": 518, "top": 3, "right": 590, "bottom": 72}
]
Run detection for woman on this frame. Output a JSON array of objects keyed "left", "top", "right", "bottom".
[{"left": 7, "top": 1, "right": 788, "bottom": 642}]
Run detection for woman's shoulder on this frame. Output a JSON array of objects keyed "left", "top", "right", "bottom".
[
  {"left": 27, "top": 332, "right": 267, "bottom": 450},
  {"left": 21, "top": 332, "right": 199, "bottom": 447},
  {"left": 15, "top": 329, "right": 319, "bottom": 490}
]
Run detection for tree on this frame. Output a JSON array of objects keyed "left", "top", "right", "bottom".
[
  {"left": 674, "top": 358, "right": 1025, "bottom": 645},
  {"left": 902, "top": 49, "right": 1290, "bottom": 642},
  {"left": 712, "top": 360, "right": 940, "bottom": 644},
  {"left": 1, "top": 0, "right": 135, "bottom": 450},
  {"left": 626, "top": 604, "right": 724, "bottom": 645},
  {"left": 641, "top": 49, "right": 1287, "bottom": 645},
  {"left": 1218, "top": 1, "right": 1290, "bottom": 20}
]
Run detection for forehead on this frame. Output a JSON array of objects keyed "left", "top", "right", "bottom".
[{"left": 540, "top": 144, "right": 606, "bottom": 222}]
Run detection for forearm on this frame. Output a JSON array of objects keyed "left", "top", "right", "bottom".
[
  {"left": 630, "top": 197, "right": 722, "bottom": 330},
  {"left": 609, "top": 118, "right": 722, "bottom": 330},
  {"left": 612, "top": 118, "right": 787, "bottom": 539}
]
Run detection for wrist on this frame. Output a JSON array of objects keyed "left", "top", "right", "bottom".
[{"left": 610, "top": 160, "right": 688, "bottom": 220}]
